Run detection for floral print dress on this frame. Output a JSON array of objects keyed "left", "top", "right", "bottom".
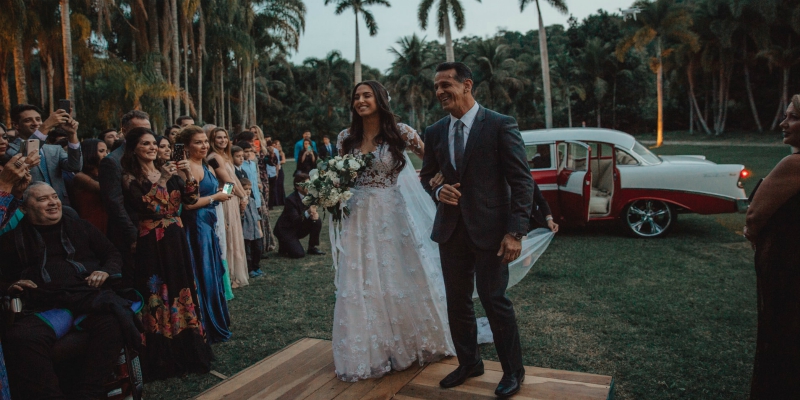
[{"left": 123, "top": 173, "right": 212, "bottom": 381}]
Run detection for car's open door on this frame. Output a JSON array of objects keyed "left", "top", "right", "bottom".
[{"left": 556, "top": 141, "right": 592, "bottom": 223}]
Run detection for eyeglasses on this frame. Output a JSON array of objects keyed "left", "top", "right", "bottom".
[{"left": 0, "top": 134, "right": 9, "bottom": 141}]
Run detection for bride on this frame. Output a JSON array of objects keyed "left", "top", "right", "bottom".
[{"left": 332, "top": 81, "right": 455, "bottom": 381}]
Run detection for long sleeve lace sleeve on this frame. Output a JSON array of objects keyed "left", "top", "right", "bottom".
[
  {"left": 398, "top": 123, "right": 424, "bottom": 159},
  {"left": 336, "top": 129, "right": 350, "bottom": 156}
]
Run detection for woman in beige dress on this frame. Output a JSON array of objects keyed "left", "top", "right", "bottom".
[{"left": 207, "top": 127, "right": 249, "bottom": 288}]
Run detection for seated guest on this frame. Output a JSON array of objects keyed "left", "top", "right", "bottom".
[
  {"left": 0, "top": 182, "right": 129, "bottom": 400},
  {"left": 120, "top": 127, "right": 210, "bottom": 381},
  {"left": 529, "top": 181, "right": 559, "bottom": 232},
  {"left": 72, "top": 139, "right": 109, "bottom": 233},
  {"left": 274, "top": 173, "right": 325, "bottom": 258},
  {"left": 239, "top": 178, "right": 264, "bottom": 278}
]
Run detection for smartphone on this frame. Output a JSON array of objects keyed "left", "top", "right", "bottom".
[
  {"left": 23, "top": 138, "right": 39, "bottom": 157},
  {"left": 222, "top": 182, "right": 234, "bottom": 195},
  {"left": 58, "top": 99, "right": 72, "bottom": 115},
  {"left": 173, "top": 143, "right": 185, "bottom": 162}
]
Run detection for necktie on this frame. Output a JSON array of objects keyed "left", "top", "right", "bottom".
[{"left": 453, "top": 120, "right": 465, "bottom": 171}]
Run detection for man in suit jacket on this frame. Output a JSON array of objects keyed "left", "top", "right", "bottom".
[
  {"left": 273, "top": 173, "right": 325, "bottom": 258},
  {"left": 529, "top": 182, "right": 559, "bottom": 232},
  {"left": 318, "top": 135, "right": 334, "bottom": 159},
  {"left": 419, "top": 62, "right": 535, "bottom": 398},
  {"left": 7, "top": 105, "right": 82, "bottom": 206},
  {"left": 98, "top": 110, "right": 150, "bottom": 286}
]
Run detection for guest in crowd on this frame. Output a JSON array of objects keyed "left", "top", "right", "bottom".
[
  {"left": 249, "top": 125, "right": 268, "bottom": 157},
  {"left": 239, "top": 177, "right": 264, "bottom": 277},
  {"left": 208, "top": 127, "right": 249, "bottom": 288},
  {"left": 239, "top": 142, "right": 263, "bottom": 211},
  {"left": 745, "top": 94, "right": 800, "bottom": 399},
  {"left": 7, "top": 104, "right": 82, "bottom": 206},
  {"left": 201, "top": 125, "right": 234, "bottom": 297},
  {"left": 0, "top": 122, "right": 37, "bottom": 231},
  {"left": 232, "top": 145, "right": 246, "bottom": 182},
  {"left": 164, "top": 125, "right": 180, "bottom": 145},
  {"left": 176, "top": 115, "right": 194, "bottom": 128},
  {"left": 120, "top": 127, "right": 210, "bottom": 381},
  {"left": 0, "top": 182, "right": 128, "bottom": 400},
  {"left": 156, "top": 135, "right": 172, "bottom": 162},
  {"left": 100, "top": 110, "right": 150, "bottom": 287},
  {"left": 72, "top": 139, "right": 109, "bottom": 233},
  {"left": 529, "top": 182, "right": 559, "bottom": 233},
  {"left": 263, "top": 140, "right": 280, "bottom": 208},
  {"left": 273, "top": 140, "right": 287, "bottom": 205},
  {"left": 274, "top": 173, "right": 324, "bottom": 258},
  {"left": 101, "top": 128, "right": 118, "bottom": 149},
  {"left": 318, "top": 135, "right": 334, "bottom": 159},
  {"left": 293, "top": 130, "right": 317, "bottom": 161},
  {"left": 179, "top": 125, "right": 234, "bottom": 344},
  {"left": 296, "top": 139, "right": 318, "bottom": 175}
]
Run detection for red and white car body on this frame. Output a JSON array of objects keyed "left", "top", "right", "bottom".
[{"left": 523, "top": 128, "right": 749, "bottom": 237}]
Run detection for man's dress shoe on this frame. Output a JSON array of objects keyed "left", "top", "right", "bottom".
[
  {"left": 439, "top": 360, "right": 484, "bottom": 388},
  {"left": 495, "top": 368, "right": 525, "bottom": 397}
]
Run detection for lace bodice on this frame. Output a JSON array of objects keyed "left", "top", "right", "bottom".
[{"left": 337, "top": 123, "right": 424, "bottom": 189}]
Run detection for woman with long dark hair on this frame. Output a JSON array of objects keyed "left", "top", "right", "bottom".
[
  {"left": 72, "top": 139, "right": 109, "bottom": 233},
  {"left": 120, "top": 127, "right": 211, "bottom": 381},
  {"left": 296, "top": 138, "right": 318, "bottom": 174},
  {"left": 331, "top": 80, "right": 454, "bottom": 382}
]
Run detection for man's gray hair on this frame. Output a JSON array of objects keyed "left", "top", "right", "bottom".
[
  {"left": 120, "top": 110, "right": 150, "bottom": 131},
  {"left": 21, "top": 181, "right": 53, "bottom": 205}
]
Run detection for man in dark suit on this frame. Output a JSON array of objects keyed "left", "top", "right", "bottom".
[
  {"left": 419, "top": 62, "right": 535, "bottom": 398},
  {"left": 318, "top": 135, "right": 334, "bottom": 159},
  {"left": 273, "top": 172, "right": 325, "bottom": 258},
  {"left": 529, "top": 182, "right": 559, "bottom": 232},
  {"left": 98, "top": 110, "right": 150, "bottom": 286}
]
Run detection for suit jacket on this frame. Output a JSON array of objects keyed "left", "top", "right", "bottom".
[
  {"left": 529, "top": 182, "right": 553, "bottom": 229},
  {"left": 318, "top": 143, "right": 334, "bottom": 159},
  {"left": 98, "top": 145, "right": 138, "bottom": 250},
  {"left": 419, "top": 106, "right": 534, "bottom": 251},
  {"left": 7, "top": 138, "right": 82, "bottom": 203},
  {"left": 273, "top": 191, "right": 307, "bottom": 240}
]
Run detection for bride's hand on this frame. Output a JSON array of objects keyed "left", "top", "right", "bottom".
[{"left": 429, "top": 172, "right": 445, "bottom": 188}]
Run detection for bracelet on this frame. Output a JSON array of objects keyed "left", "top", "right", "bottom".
[{"left": 545, "top": 216, "right": 553, "bottom": 221}]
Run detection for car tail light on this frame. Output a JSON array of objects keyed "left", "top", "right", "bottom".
[{"left": 738, "top": 168, "right": 751, "bottom": 188}]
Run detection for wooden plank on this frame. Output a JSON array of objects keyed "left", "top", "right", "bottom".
[
  {"left": 273, "top": 362, "right": 339, "bottom": 400},
  {"left": 303, "top": 376, "right": 353, "bottom": 400},
  {"left": 254, "top": 346, "right": 336, "bottom": 399},
  {"left": 331, "top": 377, "right": 381, "bottom": 400},
  {"left": 222, "top": 340, "right": 332, "bottom": 399},
  {"left": 439, "top": 358, "right": 613, "bottom": 386},
  {"left": 358, "top": 363, "right": 424, "bottom": 400},
  {"left": 195, "top": 338, "right": 321, "bottom": 400}
]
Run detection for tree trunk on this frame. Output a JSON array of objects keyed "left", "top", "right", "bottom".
[
  {"left": 12, "top": 24, "right": 28, "bottom": 104},
  {"left": 46, "top": 54, "right": 55, "bottom": 112},
  {"left": 718, "top": 63, "right": 732, "bottom": 135},
  {"left": 655, "top": 39, "right": 663, "bottom": 147},
  {"left": 687, "top": 59, "right": 711, "bottom": 134},
  {"left": 61, "top": 0, "right": 75, "bottom": 109},
  {"left": 536, "top": 0, "right": 553, "bottom": 129},
  {"left": 220, "top": 61, "right": 226, "bottom": 129},
  {"left": 161, "top": 0, "right": 171, "bottom": 77},
  {"left": 1, "top": 61, "right": 11, "bottom": 126},
  {"left": 181, "top": 11, "right": 190, "bottom": 115},
  {"left": 596, "top": 105, "right": 601, "bottom": 128},
  {"left": 443, "top": 11, "right": 454, "bottom": 62},
  {"left": 566, "top": 93, "right": 572, "bottom": 128},
  {"left": 612, "top": 76, "right": 617, "bottom": 129},
  {"left": 148, "top": 0, "right": 162, "bottom": 78},
  {"left": 771, "top": 67, "right": 789, "bottom": 130},
  {"left": 39, "top": 55, "right": 47, "bottom": 109},
  {"left": 354, "top": 11, "right": 362, "bottom": 85},
  {"left": 689, "top": 91, "right": 693, "bottom": 135},
  {"left": 197, "top": 6, "right": 205, "bottom": 123},
  {"left": 742, "top": 40, "right": 762, "bottom": 132},
  {"left": 226, "top": 90, "right": 232, "bottom": 132},
  {"left": 171, "top": 0, "right": 180, "bottom": 121},
  {"left": 711, "top": 71, "right": 718, "bottom": 135}
]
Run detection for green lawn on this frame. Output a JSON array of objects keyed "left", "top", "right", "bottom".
[{"left": 144, "top": 144, "right": 789, "bottom": 399}]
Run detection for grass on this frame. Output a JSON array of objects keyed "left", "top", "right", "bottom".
[{"left": 144, "top": 144, "right": 790, "bottom": 399}]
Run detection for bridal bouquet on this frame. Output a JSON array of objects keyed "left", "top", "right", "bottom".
[{"left": 300, "top": 153, "right": 374, "bottom": 222}]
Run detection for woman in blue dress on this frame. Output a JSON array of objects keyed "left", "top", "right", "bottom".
[{"left": 177, "top": 126, "right": 234, "bottom": 343}]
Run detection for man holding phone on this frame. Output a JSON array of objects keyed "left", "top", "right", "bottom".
[{"left": 6, "top": 104, "right": 82, "bottom": 205}]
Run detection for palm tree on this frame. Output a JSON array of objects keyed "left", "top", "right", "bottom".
[
  {"left": 325, "top": 0, "right": 390, "bottom": 85},
  {"left": 550, "top": 51, "right": 585, "bottom": 128},
  {"left": 579, "top": 37, "right": 612, "bottom": 127},
  {"left": 386, "top": 34, "right": 436, "bottom": 131},
  {"left": 520, "top": 0, "right": 568, "bottom": 130},
  {"left": 616, "top": 0, "right": 698, "bottom": 147},
  {"left": 61, "top": 0, "right": 75, "bottom": 107},
  {"left": 470, "top": 40, "right": 523, "bottom": 111},
  {"left": 418, "top": 0, "right": 481, "bottom": 63},
  {"left": 303, "top": 51, "right": 353, "bottom": 119}
]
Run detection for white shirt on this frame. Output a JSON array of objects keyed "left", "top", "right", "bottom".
[
  {"left": 33, "top": 129, "right": 80, "bottom": 149},
  {"left": 447, "top": 101, "right": 480, "bottom": 168},
  {"left": 436, "top": 102, "right": 480, "bottom": 200}
]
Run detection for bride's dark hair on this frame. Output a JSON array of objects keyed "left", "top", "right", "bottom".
[{"left": 341, "top": 80, "right": 407, "bottom": 172}]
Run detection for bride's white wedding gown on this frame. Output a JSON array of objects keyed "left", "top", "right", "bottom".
[{"left": 331, "top": 124, "right": 455, "bottom": 382}]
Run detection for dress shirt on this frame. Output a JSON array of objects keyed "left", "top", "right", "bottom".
[
  {"left": 436, "top": 102, "right": 480, "bottom": 200},
  {"left": 32, "top": 130, "right": 80, "bottom": 150}
]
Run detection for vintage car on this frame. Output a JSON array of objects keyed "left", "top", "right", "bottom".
[{"left": 523, "top": 128, "right": 749, "bottom": 238}]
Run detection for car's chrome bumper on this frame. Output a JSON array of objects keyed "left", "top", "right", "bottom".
[{"left": 736, "top": 198, "right": 749, "bottom": 213}]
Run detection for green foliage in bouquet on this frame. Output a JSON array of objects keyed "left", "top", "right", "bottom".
[{"left": 299, "top": 153, "right": 376, "bottom": 222}]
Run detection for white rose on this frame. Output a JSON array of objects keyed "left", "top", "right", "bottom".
[
  {"left": 309, "top": 169, "right": 319, "bottom": 181},
  {"left": 332, "top": 176, "right": 341, "bottom": 186},
  {"left": 341, "top": 191, "right": 353, "bottom": 201},
  {"left": 348, "top": 159, "right": 359, "bottom": 170},
  {"left": 328, "top": 159, "right": 335, "bottom": 167},
  {"left": 336, "top": 160, "right": 345, "bottom": 170}
]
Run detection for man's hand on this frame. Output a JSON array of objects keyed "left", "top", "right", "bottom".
[
  {"left": 8, "top": 280, "right": 37, "bottom": 295},
  {"left": 130, "top": 242, "right": 137, "bottom": 255},
  {"left": 497, "top": 234, "right": 522, "bottom": 264},
  {"left": 62, "top": 118, "right": 79, "bottom": 143},
  {"left": 86, "top": 271, "right": 110, "bottom": 288},
  {"left": 41, "top": 109, "right": 70, "bottom": 134},
  {"left": 438, "top": 183, "right": 461, "bottom": 206}
]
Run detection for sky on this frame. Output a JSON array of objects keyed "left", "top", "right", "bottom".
[{"left": 289, "top": 0, "right": 637, "bottom": 72}]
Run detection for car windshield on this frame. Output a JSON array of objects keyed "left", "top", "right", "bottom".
[{"left": 631, "top": 142, "right": 661, "bottom": 164}]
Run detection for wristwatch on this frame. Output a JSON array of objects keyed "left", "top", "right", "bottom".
[
  {"left": 509, "top": 232, "right": 525, "bottom": 241},
  {"left": 545, "top": 216, "right": 554, "bottom": 221}
]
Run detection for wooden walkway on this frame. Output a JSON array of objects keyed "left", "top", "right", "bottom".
[{"left": 196, "top": 338, "right": 614, "bottom": 400}]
